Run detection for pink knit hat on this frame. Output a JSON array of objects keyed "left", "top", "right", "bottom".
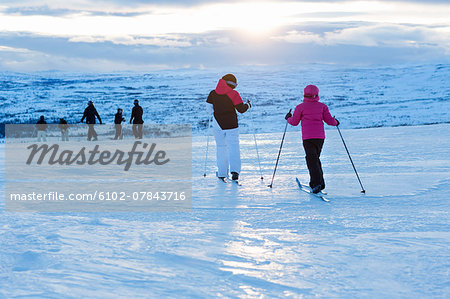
[{"left": 304, "top": 85, "right": 319, "bottom": 98}]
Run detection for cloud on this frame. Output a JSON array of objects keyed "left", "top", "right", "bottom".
[
  {"left": 68, "top": 35, "right": 192, "bottom": 47},
  {"left": 0, "top": 42, "right": 171, "bottom": 72},
  {"left": 0, "top": 45, "right": 34, "bottom": 53},
  {"left": 272, "top": 30, "right": 325, "bottom": 44},
  {"left": 3, "top": 5, "right": 147, "bottom": 17},
  {"left": 0, "top": 29, "right": 449, "bottom": 72},
  {"left": 273, "top": 23, "right": 450, "bottom": 51},
  {"left": 326, "top": 24, "right": 450, "bottom": 49},
  {"left": 1, "top": 1, "right": 448, "bottom": 37},
  {"left": 0, "top": 1, "right": 449, "bottom": 71},
  {"left": 0, "top": 0, "right": 218, "bottom": 16}
]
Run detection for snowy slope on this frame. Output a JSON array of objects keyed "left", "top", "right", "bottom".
[
  {"left": 0, "top": 63, "right": 449, "bottom": 138},
  {"left": 0, "top": 124, "right": 449, "bottom": 297}
]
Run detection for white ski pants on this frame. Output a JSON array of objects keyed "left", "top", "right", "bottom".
[
  {"left": 213, "top": 119, "right": 241, "bottom": 178},
  {"left": 37, "top": 131, "right": 47, "bottom": 142}
]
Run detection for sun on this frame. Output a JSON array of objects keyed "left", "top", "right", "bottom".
[
  {"left": 230, "top": 2, "right": 284, "bottom": 36},
  {"left": 200, "top": 2, "right": 295, "bottom": 37}
]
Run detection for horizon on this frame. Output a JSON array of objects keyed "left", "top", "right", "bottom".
[{"left": 0, "top": 61, "right": 449, "bottom": 75}]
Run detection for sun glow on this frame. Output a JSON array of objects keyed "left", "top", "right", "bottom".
[
  {"left": 0, "top": 1, "right": 448, "bottom": 42},
  {"left": 204, "top": 2, "right": 298, "bottom": 36},
  {"left": 0, "top": 2, "right": 303, "bottom": 39}
]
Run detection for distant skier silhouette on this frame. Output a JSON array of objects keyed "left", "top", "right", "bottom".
[
  {"left": 81, "top": 100, "right": 102, "bottom": 141},
  {"left": 35, "top": 115, "right": 48, "bottom": 142},
  {"left": 114, "top": 108, "right": 125, "bottom": 140},
  {"left": 130, "top": 99, "right": 143, "bottom": 139},
  {"left": 285, "top": 84, "right": 339, "bottom": 193},
  {"left": 58, "top": 118, "right": 69, "bottom": 141}
]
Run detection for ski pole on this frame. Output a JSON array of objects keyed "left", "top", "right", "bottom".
[
  {"left": 203, "top": 115, "right": 213, "bottom": 177},
  {"left": 249, "top": 102, "right": 263, "bottom": 180},
  {"left": 336, "top": 125, "right": 366, "bottom": 193},
  {"left": 268, "top": 109, "right": 291, "bottom": 188}
]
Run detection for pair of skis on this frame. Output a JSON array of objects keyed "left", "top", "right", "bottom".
[
  {"left": 218, "top": 177, "right": 242, "bottom": 186},
  {"left": 295, "top": 177, "right": 330, "bottom": 202},
  {"left": 216, "top": 174, "right": 328, "bottom": 201},
  {"left": 217, "top": 173, "right": 242, "bottom": 186}
]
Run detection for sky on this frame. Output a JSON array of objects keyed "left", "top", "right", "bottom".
[{"left": 0, "top": 0, "right": 449, "bottom": 71}]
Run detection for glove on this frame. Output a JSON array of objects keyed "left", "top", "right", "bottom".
[
  {"left": 246, "top": 100, "right": 251, "bottom": 108},
  {"left": 335, "top": 118, "right": 340, "bottom": 126},
  {"left": 285, "top": 111, "right": 292, "bottom": 120}
]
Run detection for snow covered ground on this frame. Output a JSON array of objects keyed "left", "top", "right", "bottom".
[
  {"left": 1, "top": 63, "right": 449, "bottom": 137},
  {"left": 1, "top": 123, "right": 449, "bottom": 297}
]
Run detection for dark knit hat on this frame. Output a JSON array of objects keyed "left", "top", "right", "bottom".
[{"left": 222, "top": 74, "right": 237, "bottom": 88}]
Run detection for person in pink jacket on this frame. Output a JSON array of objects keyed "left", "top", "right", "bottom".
[{"left": 285, "top": 84, "right": 339, "bottom": 193}]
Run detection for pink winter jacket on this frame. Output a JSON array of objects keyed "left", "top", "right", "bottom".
[
  {"left": 214, "top": 79, "right": 243, "bottom": 105},
  {"left": 287, "top": 86, "right": 338, "bottom": 140}
]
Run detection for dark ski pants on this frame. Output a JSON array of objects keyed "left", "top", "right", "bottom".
[
  {"left": 303, "top": 138, "right": 325, "bottom": 189},
  {"left": 87, "top": 124, "right": 98, "bottom": 141},
  {"left": 114, "top": 124, "right": 123, "bottom": 140}
]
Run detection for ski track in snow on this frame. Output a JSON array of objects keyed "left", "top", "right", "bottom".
[{"left": 0, "top": 124, "right": 449, "bottom": 297}]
